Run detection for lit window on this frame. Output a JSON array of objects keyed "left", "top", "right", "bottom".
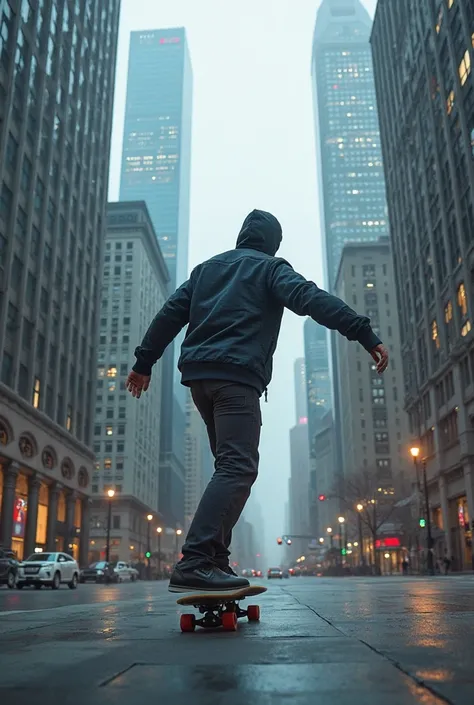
[
  {"left": 461, "top": 320, "right": 472, "bottom": 337},
  {"left": 459, "top": 50, "right": 471, "bottom": 86},
  {"left": 66, "top": 405, "right": 72, "bottom": 431},
  {"left": 97, "top": 366, "right": 105, "bottom": 378},
  {"left": 445, "top": 301, "right": 453, "bottom": 322},
  {"left": 107, "top": 366, "right": 117, "bottom": 378},
  {"left": 32, "top": 377, "right": 40, "bottom": 408},
  {"left": 447, "top": 90, "right": 455, "bottom": 114},
  {"left": 457, "top": 282, "right": 468, "bottom": 316},
  {"left": 104, "top": 458, "right": 112, "bottom": 469},
  {"left": 106, "top": 426, "right": 113, "bottom": 436},
  {"left": 108, "top": 381, "right": 116, "bottom": 392},
  {"left": 431, "top": 320, "right": 440, "bottom": 349}
]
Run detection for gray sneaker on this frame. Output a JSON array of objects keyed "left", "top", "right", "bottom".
[{"left": 168, "top": 565, "right": 249, "bottom": 593}]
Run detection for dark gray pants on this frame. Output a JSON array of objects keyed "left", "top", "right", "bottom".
[{"left": 178, "top": 380, "right": 261, "bottom": 570}]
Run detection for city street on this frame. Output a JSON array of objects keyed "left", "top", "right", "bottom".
[{"left": 0, "top": 576, "right": 473, "bottom": 704}]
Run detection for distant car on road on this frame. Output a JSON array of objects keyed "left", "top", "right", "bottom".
[
  {"left": 0, "top": 547, "right": 19, "bottom": 589},
  {"left": 80, "top": 561, "right": 117, "bottom": 584},
  {"left": 113, "top": 561, "right": 139, "bottom": 582},
  {"left": 282, "top": 569, "right": 290, "bottom": 578},
  {"left": 17, "top": 552, "right": 79, "bottom": 590},
  {"left": 267, "top": 567, "right": 283, "bottom": 579}
]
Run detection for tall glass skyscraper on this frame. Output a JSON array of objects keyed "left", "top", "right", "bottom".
[
  {"left": 119, "top": 28, "right": 193, "bottom": 526},
  {"left": 120, "top": 27, "right": 192, "bottom": 290},
  {"left": 312, "top": 0, "right": 388, "bottom": 291}
]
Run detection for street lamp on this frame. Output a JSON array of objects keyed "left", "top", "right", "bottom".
[
  {"left": 105, "top": 489, "right": 115, "bottom": 565},
  {"left": 156, "top": 527, "right": 162, "bottom": 579},
  {"left": 410, "top": 446, "right": 434, "bottom": 575},
  {"left": 319, "top": 537, "right": 325, "bottom": 544},
  {"left": 146, "top": 514, "right": 153, "bottom": 580},
  {"left": 175, "top": 528, "right": 183, "bottom": 564},
  {"left": 356, "top": 503, "right": 365, "bottom": 567},
  {"left": 337, "top": 517, "right": 345, "bottom": 561}
]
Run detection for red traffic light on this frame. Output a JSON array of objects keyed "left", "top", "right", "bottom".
[
  {"left": 277, "top": 537, "right": 283, "bottom": 545},
  {"left": 318, "top": 494, "right": 326, "bottom": 501}
]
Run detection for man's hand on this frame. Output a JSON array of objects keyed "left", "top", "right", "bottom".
[
  {"left": 126, "top": 371, "right": 151, "bottom": 398},
  {"left": 370, "top": 344, "right": 389, "bottom": 374}
]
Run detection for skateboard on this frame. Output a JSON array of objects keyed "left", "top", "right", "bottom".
[{"left": 176, "top": 585, "right": 267, "bottom": 632}]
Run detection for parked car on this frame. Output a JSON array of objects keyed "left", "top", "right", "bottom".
[
  {"left": 17, "top": 552, "right": 79, "bottom": 590},
  {"left": 80, "top": 561, "right": 117, "bottom": 584},
  {"left": 267, "top": 567, "right": 283, "bottom": 579},
  {"left": 0, "top": 547, "right": 19, "bottom": 589}
]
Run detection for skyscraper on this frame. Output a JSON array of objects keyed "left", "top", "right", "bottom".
[
  {"left": 90, "top": 202, "right": 169, "bottom": 563},
  {"left": 294, "top": 358, "right": 308, "bottom": 424},
  {"left": 119, "top": 27, "right": 193, "bottom": 527},
  {"left": 372, "top": 0, "right": 474, "bottom": 571},
  {"left": 334, "top": 239, "right": 409, "bottom": 489},
  {"left": 311, "top": 0, "right": 389, "bottom": 533},
  {"left": 120, "top": 27, "right": 192, "bottom": 289},
  {"left": 303, "top": 320, "right": 331, "bottom": 534},
  {"left": 311, "top": 0, "right": 388, "bottom": 291},
  {"left": 0, "top": 0, "right": 120, "bottom": 561},
  {"left": 304, "top": 320, "right": 331, "bottom": 434}
]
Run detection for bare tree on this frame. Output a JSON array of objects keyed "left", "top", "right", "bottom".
[{"left": 332, "top": 467, "right": 402, "bottom": 568}]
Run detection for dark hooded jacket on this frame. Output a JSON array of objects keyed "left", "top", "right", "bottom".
[{"left": 133, "top": 209, "right": 381, "bottom": 394}]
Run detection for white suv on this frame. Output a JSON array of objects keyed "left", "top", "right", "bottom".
[{"left": 17, "top": 552, "right": 79, "bottom": 590}]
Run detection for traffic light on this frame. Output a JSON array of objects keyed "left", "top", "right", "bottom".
[
  {"left": 341, "top": 548, "right": 347, "bottom": 556},
  {"left": 419, "top": 518, "right": 426, "bottom": 528},
  {"left": 145, "top": 551, "right": 151, "bottom": 558},
  {"left": 277, "top": 537, "right": 283, "bottom": 545},
  {"left": 318, "top": 494, "right": 326, "bottom": 502}
]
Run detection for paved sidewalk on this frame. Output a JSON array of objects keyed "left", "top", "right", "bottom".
[{"left": 0, "top": 576, "right": 472, "bottom": 704}]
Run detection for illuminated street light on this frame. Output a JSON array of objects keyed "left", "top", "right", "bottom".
[
  {"left": 147, "top": 513, "right": 153, "bottom": 521},
  {"left": 356, "top": 503, "right": 363, "bottom": 512},
  {"left": 326, "top": 527, "right": 333, "bottom": 533},
  {"left": 410, "top": 446, "right": 420, "bottom": 458},
  {"left": 319, "top": 537, "right": 324, "bottom": 544},
  {"left": 353, "top": 541, "right": 359, "bottom": 547},
  {"left": 107, "top": 489, "right": 115, "bottom": 499},
  {"left": 338, "top": 516, "right": 345, "bottom": 524}
]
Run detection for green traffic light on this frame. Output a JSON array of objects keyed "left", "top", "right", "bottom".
[
  {"left": 419, "top": 518, "right": 426, "bottom": 528},
  {"left": 145, "top": 551, "right": 151, "bottom": 558},
  {"left": 341, "top": 548, "right": 347, "bottom": 555}
]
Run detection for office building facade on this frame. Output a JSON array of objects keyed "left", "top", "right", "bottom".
[
  {"left": 89, "top": 202, "right": 168, "bottom": 563},
  {"left": 119, "top": 27, "right": 193, "bottom": 528},
  {"left": 334, "top": 240, "right": 409, "bottom": 490},
  {"left": 0, "top": 0, "right": 120, "bottom": 562},
  {"left": 294, "top": 357, "right": 308, "bottom": 424},
  {"left": 372, "top": 0, "right": 474, "bottom": 570},
  {"left": 311, "top": 0, "right": 389, "bottom": 291}
]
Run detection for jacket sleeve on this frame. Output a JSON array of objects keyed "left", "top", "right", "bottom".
[
  {"left": 132, "top": 278, "right": 193, "bottom": 375},
  {"left": 268, "top": 259, "right": 381, "bottom": 352}
]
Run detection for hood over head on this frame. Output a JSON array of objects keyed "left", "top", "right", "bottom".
[{"left": 236, "top": 209, "right": 282, "bottom": 256}]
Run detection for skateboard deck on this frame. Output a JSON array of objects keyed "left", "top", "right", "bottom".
[{"left": 177, "top": 585, "right": 267, "bottom": 632}]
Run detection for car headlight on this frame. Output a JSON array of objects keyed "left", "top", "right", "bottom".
[{"left": 97, "top": 570, "right": 104, "bottom": 575}]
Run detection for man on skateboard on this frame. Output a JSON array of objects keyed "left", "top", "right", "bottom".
[{"left": 127, "top": 209, "right": 388, "bottom": 593}]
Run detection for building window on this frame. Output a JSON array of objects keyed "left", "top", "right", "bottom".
[
  {"left": 94, "top": 425, "right": 101, "bottom": 436},
  {"left": 439, "top": 409, "right": 459, "bottom": 449},
  {"left": 447, "top": 90, "right": 455, "bottom": 114},
  {"left": 118, "top": 425, "right": 125, "bottom": 435},
  {"left": 431, "top": 320, "right": 440, "bottom": 349},
  {"left": 104, "top": 458, "right": 112, "bottom": 469},
  {"left": 32, "top": 377, "right": 40, "bottom": 408},
  {"left": 66, "top": 405, "right": 72, "bottom": 431},
  {"left": 459, "top": 50, "right": 471, "bottom": 86},
  {"left": 113, "top": 515, "right": 120, "bottom": 529},
  {"left": 457, "top": 282, "right": 468, "bottom": 316},
  {"left": 461, "top": 320, "right": 472, "bottom": 337},
  {"left": 107, "top": 365, "right": 117, "bottom": 378},
  {"left": 106, "top": 426, "right": 113, "bottom": 436}
]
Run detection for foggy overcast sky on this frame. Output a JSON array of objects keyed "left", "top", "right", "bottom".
[{"left": 109, "top": 0, "right": 378, "bottom": 565}]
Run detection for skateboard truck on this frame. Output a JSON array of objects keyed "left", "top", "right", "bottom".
[{"left": 177, "top": 586, "right": 266, "bottom": 632}]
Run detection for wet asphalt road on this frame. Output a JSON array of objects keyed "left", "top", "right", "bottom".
[{"left": 0, "top": 575, "right": 473, "bottom": 704}]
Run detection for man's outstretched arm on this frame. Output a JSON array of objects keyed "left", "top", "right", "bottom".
[
  {"left": 268, "top": 259, "right": 388, "bottom": 372},
  {"left": 132, "top": 278, "right": 193, "bottom": 376}
]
